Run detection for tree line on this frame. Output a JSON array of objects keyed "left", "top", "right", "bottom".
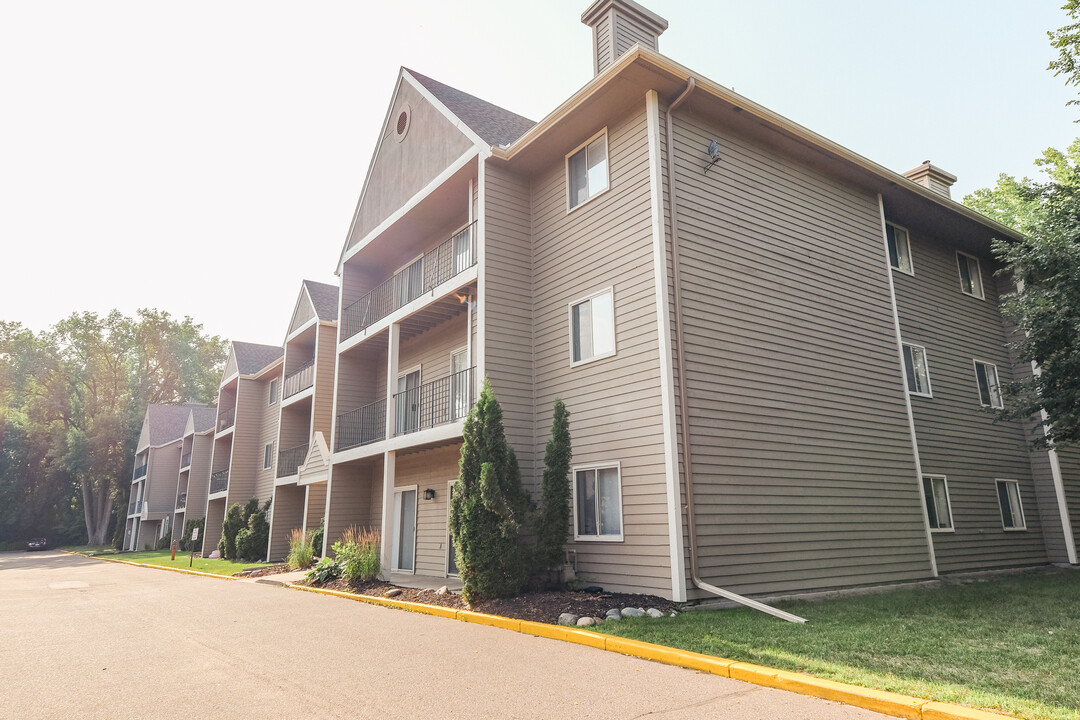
[{"left": 0, "top": 310, "right": 225, "bottom": 548}]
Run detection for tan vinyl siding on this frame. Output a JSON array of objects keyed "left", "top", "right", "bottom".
[
  {"left": 306, "top": 483, "right": 327, "bottom": 533},
  {"left": 594, "top": 13, "right": 613, "bottom": 73},
  {"left": 335, "top": 339, "right": 383, "bottom": 436},
  {"left": 348, "top": 80, "right": 475, "bottom": 251},
  {"left": 313, "top": 324, "right": 337, "bottom": 438},
  {"left": 222, "top": 350, "right": 237, "bottom": 381},
  {"left": 893, "top": 231, "right": 1047, "bottom": 571},
  {"left": 325, "top": 458, "right": 381, "bottom": 551},
  {"left": 255, "top": 371, "right": 283, "bottom": 502},
  {"left": 395, "top": 444, "right": 459, "bottom": 576},
  {"left": 184, "top": 432, "right": 213, "bottom": 523},
  {"left": 289, "top": 294, "right": 315, "bottom": 336},
  {"left": 528, "top": 101, "right": 672, "bottom": 596},
  {"left": 398, "top": 313, "right": 469, "bottom": 388},
  {"left": 146, "top": 443, "right": 182, "bottom": 513},
  {"left": 229, "top": 378, "right": 264, "bottom": 504},
  {"left": 670, "top": 107, "right": 932, "bottom": 597},
  {"left": 613, "top": 11, "right": 657, "bottom": 56},
  {"left": 202, "top": 498, "right": 226, "bottom": 556},
  {"left": 268, "top": 484, "right": 305, "bottom": 561},
  {"left": 483, "top": 163, "right": 535, "bottom": 492}
]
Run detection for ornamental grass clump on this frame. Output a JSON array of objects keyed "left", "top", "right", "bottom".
[
  {"left": 286, "top": 528, "right": 315, "bottom": 570},
  {"left": 332, "top": 526, "right": 380, "bottom": 582}
]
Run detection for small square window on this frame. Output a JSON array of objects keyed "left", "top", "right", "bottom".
[
  {"left": 901, "top": 343, "right": 932, "bottom": 397},
  {"left": 570, "top": 288, "right": 615, "bottom": 365},
  {"left": 269, "top": 379, "right": 279, "bottom": 405},
  {"left": 885, "top": 223, "right": 913, "bottom": 274},
  {"left": 957, "top": 252, "right": 984, "bottom": 299},
  {"left": 263, "top": 442, "right": 274, "bottom": 470},
  {"left": 974, "top": 361, "right": 1003, "bottom": 408},
  {"left": 921, "top": 475, "right": 953, "bottom": 531},
  {"left": 573, "top": 464, "right": 623, "bottom": 541},
  {"left": 996, "top": 480, "right": 1026, "bottom": 530},
  {"left": 567, "top": 130, "right": 609, "bottom": 210}
]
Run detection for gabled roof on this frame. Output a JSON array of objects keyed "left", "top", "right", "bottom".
[
  {"left": 143, "top": 403, "right": 210, "bottom": 449},
  {"left": 303, "top": 280, "right": 339, "bottom": 322},
  {"left": 406, "top": 69, "right": 536, "bottom": 148},
  {"left": 232, "top": 341, "right": 284, "bottom": 376},
  {"left": 190, "top": 406, "right": 218, "bottom": 434}
]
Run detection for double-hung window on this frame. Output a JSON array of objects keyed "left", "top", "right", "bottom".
[
  {"left": 263, "top": 442, "right": 275, "bottom": 470},
  {"left": 570, "top": 288, "right": 615, "bottom": 365},
  {"left": 574, "top": 464, "right": 623, "bottom": 541},
  {"left": 957, "top": 252, "right": 984, "bottom": 299},
  {"left": 885, "top": 223, "right": 913, "bottom": 274},
  {"left": 269, "top": 379, "right": 279, "bottom": 405},
  {"left": 901, "top": 343, "right": 932, "bottom": 397},
  {"left": 921, "top": 475, "right": 953, "bottom": 531},
  {"left": 973, "top": 361, "right": 1003, "bottom": 408},
  {"left": 996, "top": 480, "right": 1026, "bottom": 530},
  {"left": 567, "top": 130, "right": 609, "bottom": 210}
]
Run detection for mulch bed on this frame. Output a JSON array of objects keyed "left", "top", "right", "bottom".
[
  {"left": 304, "top": 577, "right": 673, "bottom": 624},
  {"left": 235, "top": 564, "right": 290, "bottom": 578}
]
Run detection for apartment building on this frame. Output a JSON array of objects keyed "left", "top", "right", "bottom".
[
  {"left": 124, "top": 404, "right": 211, "bottom": 551},
  {"left": 266, "top": 280, "right": 339, "bottom": 561},
  {"left": 200, "top": 341, "right": 284, "bottom": 556},
  {"left": 317, "top": 0, "right": 1078, "bottom": 601},
  {"left": 169, "top": 406, "right": 218, "bottom": 546}
]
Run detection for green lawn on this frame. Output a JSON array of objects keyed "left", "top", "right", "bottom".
[
  {"left": 601, "top": 570, "right": 1080, "bottom": 720},
  {"left": 65, "top": 547, "right": 272, "bottom": 576}
]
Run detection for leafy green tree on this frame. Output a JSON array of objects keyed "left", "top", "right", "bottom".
[
  {"left": 533, "top": 399, "right": 572, "bottom": 575},
  {"left": 449, "top": 378, "right": 529, "bottom": 602},
  {"left": 964, "top": 142, "right": 1080, "bottom": 447},
  {"left": 1049, "top": 0, "right": 1080, "bottom": 112}
]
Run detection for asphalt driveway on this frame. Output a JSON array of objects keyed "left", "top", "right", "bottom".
[{"left": 0, "top": 551, "right": 891, "bottom": 719}]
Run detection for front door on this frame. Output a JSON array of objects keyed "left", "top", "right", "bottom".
[
  {"left": 392, "top": 488, "right": 417, "bottom": 572},
  {"left": 395, "top": 369, "right": 421, "bottom": 435}
]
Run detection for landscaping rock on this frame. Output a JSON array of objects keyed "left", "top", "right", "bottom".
[
  {"left": 435, "top": 585, "right": 449, "bottom": 595},
  {"left": 558, "top": 612, "right": 580, "bottom": 626},
  {"left": 605, "top": 608, "right": 622, "bottom": 621},
  {"left": 621, "top": 607, "right": 646, "bottom": 618},
  {"left": 576, "top": 617, "right": 597, "bottom": 627},
  {"left": 207, "top": 550, "right": 220, "bottom": 559},
  {"left": 384, "top": 589, "right": 402, "bottom": 598},
  {"left": 646, "top": 608, "right": 663, "bottom": 618}
]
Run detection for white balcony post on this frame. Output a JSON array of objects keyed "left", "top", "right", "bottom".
[
  {"left": 379, "top": 450, "right": 396, "bottom": 580},
  {"left": 385, "top": 322, "right": 400, "bottom": 439}
]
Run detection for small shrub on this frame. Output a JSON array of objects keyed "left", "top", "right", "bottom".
[
  {"left": 533, "top": 398, "right": 572, "bottom": 577},
  {"left": 235, "top": 500, "right": 271, "bottom": 562},
  {"left": 220, "top": 503, "right": 244, "bottom": 559},
  {"left": 310, "top": 519, "right": 324, "bottom": 558},
  {"left": 155, "top": 535, "right": 171, "bottom": 551},
  {"left": 305, "top": 556, "right": 342, "bottom": 584},
  {"left": 332, "top": 526, "right": 380, "bottom": 582},
  {"left": 286, "top": 528, "right": 315, "bottom": 570},
  {"left": 179, "top": 518, "right": 204, "bottom": 552}
]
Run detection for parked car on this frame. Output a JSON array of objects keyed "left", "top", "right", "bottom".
[{"left": 26, "top": 537, "right": 47, "bottom": 551}]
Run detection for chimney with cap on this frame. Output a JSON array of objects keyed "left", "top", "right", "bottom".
[
  {"left": 582, "top": 0, "right": 668, "bottom": 76},
  {"left": 903, "top": 161, "right": 957, "bottom": 199}
]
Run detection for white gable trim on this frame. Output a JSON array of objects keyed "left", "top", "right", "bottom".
[
  {"left": 285, "top": 285, "right": 318, "bottom": 343},
  {"left": 400, "top": 70, "right": 490, "bottom": 150}
]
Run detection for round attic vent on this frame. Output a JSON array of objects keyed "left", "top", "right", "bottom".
[{"left": 394, "top": 104, "right": 411, "bottom": 142}]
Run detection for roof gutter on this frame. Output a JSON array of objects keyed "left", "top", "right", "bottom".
[{"left": 664, "top": 78, "right": 806, "bottom": 624}]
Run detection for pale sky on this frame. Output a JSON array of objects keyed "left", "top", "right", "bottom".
[{"left": 1, "top": 1, "right": 1075, "bottom": 346}]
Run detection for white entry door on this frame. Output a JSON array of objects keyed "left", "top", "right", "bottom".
[
  {"left": 450, "top": 348, "right": 469, "bottom": 421},
  {"left": 392, "top": 488, "right": 417, "bottom": 572},
  {"left": 395, "top": 369, "right": 421, "bottom": 435}
]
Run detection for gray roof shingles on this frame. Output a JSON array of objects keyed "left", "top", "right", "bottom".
[
  {"left": 406, "top": 69, "right": 536, "bottom": 147},
  {"left": 146, "top": 403, "right": 210, "bottom": 447},
  {"left": 232, "top": 341, "right": 284, "bottom": 376},
  {"left": 303, "top": 280, "right": 339, "bottom": 322},
  {"left": 190, "top": 406, "right": 218, "bottom": 434}
]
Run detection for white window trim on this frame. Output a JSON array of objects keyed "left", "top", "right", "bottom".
[
  {"left": 972, "top": 359, "right": 1004, "bottom": 409},
  {"left": 922, "top": 474, "right": 955, "bottom": 533},
  {"left": 565, "top": 127, "right": 611, "bottom": 214},
  {"left": 568, "top": 286, "right": 617, "bottom": 368},
  {"left": 445, "top": 478, "right": 458, "bottom": 578},
  {"left": 901, "top": 342, "right": 933, "bottom": 398},
  {"left": 956, "top": 251, "right": 985, "bottom": 300},
  {"left": 885, "top": 221, "right": 915, "bottom": 276},
  {"left": 571, "top": 461, "right": 625, "bottom": 542},
  {"left": 263, "top": 441, "right": 275, "bottom": 471},
  {"left": 268, "top": 379, "right": 278, "bottom": 406},
  {"left": 392, "top": 484, "right": 419, "bottom": 574},
  {"left": 995, "top": 479, "right": 1027, "bottom": 531}
]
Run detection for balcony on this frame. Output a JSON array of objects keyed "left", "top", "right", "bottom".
[
  {"left": 210, "top": 469, "right": 229, "bottom": 494},
  {"left": 394, "top": 367, "right": 475, "bottom": 437},
  {"left": 336, "top": 399, "right": 387, "bottom": 452},
  {"left": 217, "top": 407, "right": 236, "bottom": 433},
  {"left": 283, "top": 360, "right": 315, "bottom": 399},
  {"left": 341, "top": 221, "right": 476, "bottom": 341},
  {"left": 276, "top": 443, "right": 309, "bottom": 478},
  {"left": 180, "top": 451, "right": 191, "bottom": 469},
  {"left": 176, "top": 493, "right": 186, "bottom": 510},
  {"left": 134, "top": 463, "right": 148, "bottom": 480}
]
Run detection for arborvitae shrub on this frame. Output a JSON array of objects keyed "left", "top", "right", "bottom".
[{"left": 533, "top": 398, "right": 572, "bottom": 576}]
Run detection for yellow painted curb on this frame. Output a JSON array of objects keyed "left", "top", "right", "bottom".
[
  {"left": 921, "top": 702, "right": 1018, "bottom": 720},
  {"left": 63, "top": 550, "right": 238, "bottom": 581},
  {"left": 457, "top": 610, "right": 521, "bottom": 632},
  {"left": 605, "top": 636, "right": 733, "bottom": 677},
  {"left": 771, "top": 669, "right": 926, "bottom": 720}
]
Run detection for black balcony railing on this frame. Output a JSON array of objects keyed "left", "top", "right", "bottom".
[
  {"left": 176, "top": 493, "right": 186, "bottom": 510},
  {"left": 393, "top": 367, "right": 475, "bottom": 437},
  {"left": 210, "top": 469, "right": 229, "bottom": 494},
  {"left": 180, "top": 451, "right": 191, "bottom": 468},
  {"left": 283, "top": 361, "right": 315, "bottom": 399},
  {"left": 134, "top": 463, "right": 148, "bottom": 479},
  {"left": 276, "top": 443, "right": 309, "bottom": 478},
  {"left": 335, "top": 399, "right": 387, "bottom": 452},
  {"left": 217, "top": 407, "right": 236, "bottom": 433},
  {"left": 341, "top": 221, "right": 477, "bottom": 341}
]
